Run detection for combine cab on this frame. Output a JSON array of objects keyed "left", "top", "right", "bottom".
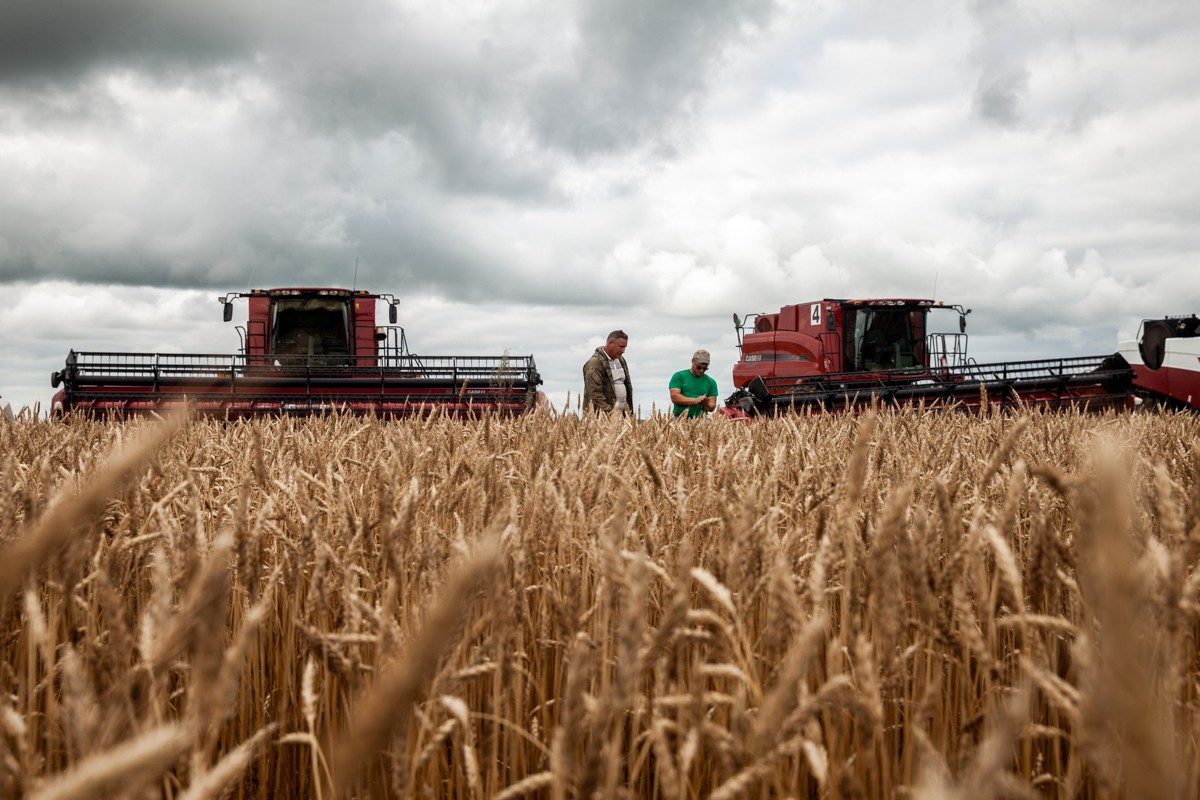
[
  {"left": 51, "top": 287, "right": 543, "bottom": 417},
  {"left": 722, "top": 299, "right": 1139, "bottom": 417}
]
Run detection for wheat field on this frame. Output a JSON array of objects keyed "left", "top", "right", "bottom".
[{"left": 1, "top": 407, "right": 1198, "bottom": 799}]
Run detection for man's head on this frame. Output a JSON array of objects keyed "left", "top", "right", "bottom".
[
  {"left": 690, "top": 349, "right": 711, "bottom": 376},
  {"left": 603, "top": 330, "right": 629, "bottom": 359}
]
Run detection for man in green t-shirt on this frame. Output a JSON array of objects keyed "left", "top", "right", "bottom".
[{"left": 669, "top": 349, "right": 719, "bottom": 417}]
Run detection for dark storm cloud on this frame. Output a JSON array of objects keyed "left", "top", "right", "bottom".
[
  {"left": 530, "top": 0, "right": 777, "bottom": 156},
  {"left": 0, "top": 0, "right": 267, "bottom": 81},
  {"left": 1, "top": 0, "right": 778, "bottom": 182},
  {"left": 265, "top": 0, "right": 779, "bottom": 191},
  {"left": 0, "top": 0, "right": 785, "bottom": 294}
]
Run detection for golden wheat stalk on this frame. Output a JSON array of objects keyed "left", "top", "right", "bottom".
[{"left": 28, "top": 723, "right": 193, "bottom": 800}]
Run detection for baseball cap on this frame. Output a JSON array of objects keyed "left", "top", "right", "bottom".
[{"left": 692, "top": 349, "right": 711, "bottom": 364}]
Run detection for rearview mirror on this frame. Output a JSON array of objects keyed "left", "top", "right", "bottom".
[
  {"left": 389, "top": 304, "right": 397, "bottom": 324},
  {"left": 959, "top": 314, "right": 966, "bottom": 333},
  {"left": 223, "top": 302, "right": 233, "bottom": 322},
  {"left": 733, "top": 313, "right": 742, "bottom": 328}
]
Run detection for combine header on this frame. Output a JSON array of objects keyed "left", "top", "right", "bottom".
[
  {"left": 51, "top": 287, "right": 543, "bottom": 417},
  {"left": 722, "top": 299, "right": 1198, "bottom": 417}
]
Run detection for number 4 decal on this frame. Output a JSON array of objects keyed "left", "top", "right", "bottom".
[{"left": 810, "top": 304, "right": 821, "bottom": 326}]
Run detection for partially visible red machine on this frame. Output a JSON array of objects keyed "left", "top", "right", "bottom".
[
  {"left": 51, "top": 287, "right": 544, "bottom": 417},
  {"left": 721, "top": 298, "right": 1196, "bottom": 417},
  {"left": 1118, "top": 315, "right": 1200, "bottom": 409}
]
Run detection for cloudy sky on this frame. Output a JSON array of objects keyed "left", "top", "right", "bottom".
[{"left": 2, "top": 0, "right": 1198, "bottom": 415}]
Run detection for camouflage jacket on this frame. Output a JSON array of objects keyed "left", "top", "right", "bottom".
[{"left": 582, "top": 347, "right": 632, "bottom": 413}]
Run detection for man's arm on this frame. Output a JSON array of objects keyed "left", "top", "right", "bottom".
[
  {"left": 669, "top": 386, "right": 709, "bottom": 408},
  {"left": 702, "top": 377, "right": 719, "bottom": 412},
  {"left": 620, "top": 357, "right": 632, "bottom": 407}
]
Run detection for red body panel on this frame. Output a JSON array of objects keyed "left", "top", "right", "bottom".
[
  {"left": 733, "top": 298, "right": 938, "bottom": 387},
  {"left": 735, "top": 301, "right": 831, "bottom": 385},
  {"left": 1121, "top": 328, "right": 1200, "bottom": 408}
]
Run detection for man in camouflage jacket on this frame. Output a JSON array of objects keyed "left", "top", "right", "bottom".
[{"left": 582, "top": 330, "right": 632, "bottom": 414}]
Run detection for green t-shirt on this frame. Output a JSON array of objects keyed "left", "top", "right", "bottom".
[{"left": 669, "top": 369, "right": 719, "bottom": 417}]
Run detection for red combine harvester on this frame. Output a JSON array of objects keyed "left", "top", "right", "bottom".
[
  {"left": 721, "top": 298, "right": 1200, "bottom": 417},
  {"left": 51, "top": 287, "right": 543, "bottom": 417}
]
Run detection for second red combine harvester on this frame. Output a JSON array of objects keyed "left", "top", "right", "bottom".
[
  {"left": 51, "top": 287, "right": 543, "bottom": 417},
  {"left": 722, "top": 298, "right": 1199, "bottom": 417}
]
